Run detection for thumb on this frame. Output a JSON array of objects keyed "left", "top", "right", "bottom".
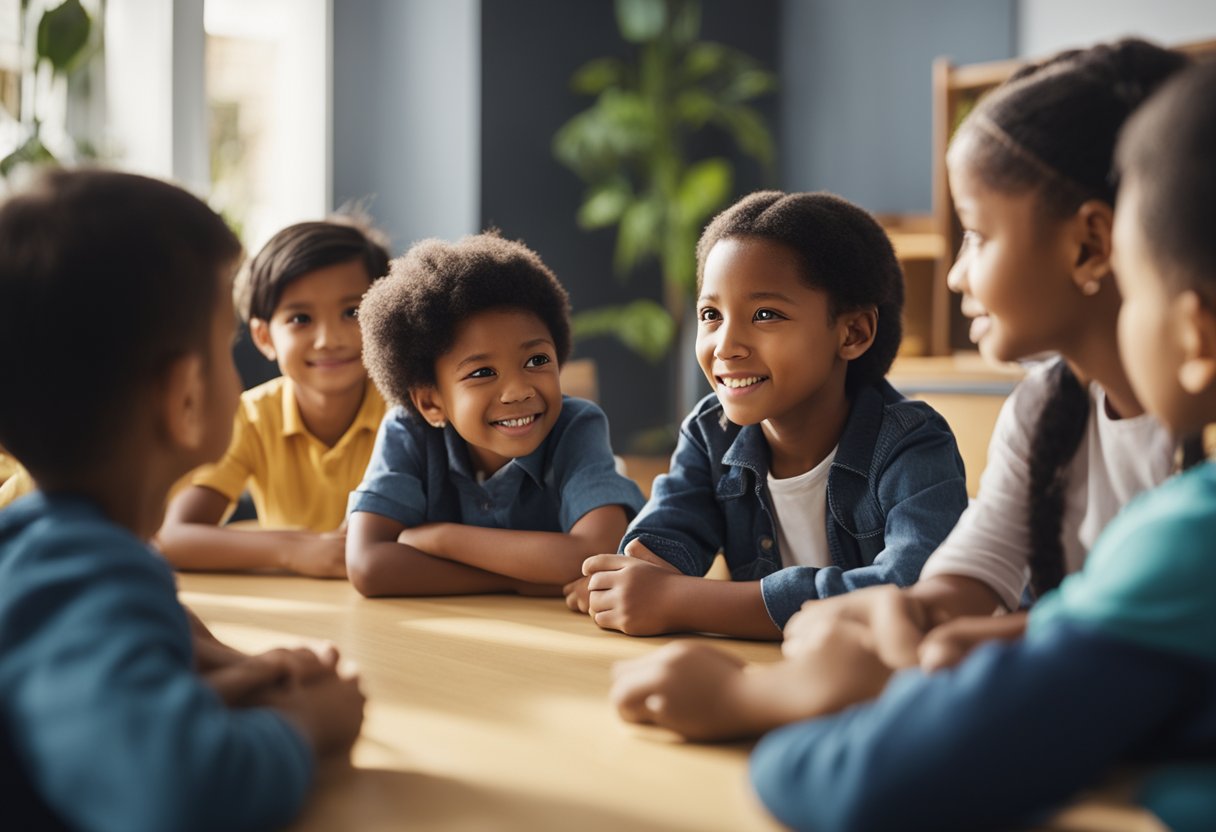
[{"left": 623, "top": 539, "right": 676, "bottom": 570}]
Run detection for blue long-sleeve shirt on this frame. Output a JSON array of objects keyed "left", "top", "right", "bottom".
[
  {"left": 0, "top": 494, "right": 313, "bottom": 832},
  {"left": 751, "top": 462, "right": 1216, "bottom": 832}
]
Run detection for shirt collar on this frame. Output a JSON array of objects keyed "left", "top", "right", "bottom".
[
  {"left": 281, "top": 377, "right": 385, "bottom": 442},
  {"left": 719, "top": 381, "right": 889, "bottom": 481},
  {"left": 442, "top": 422, "right": 549, "bottom": 487}
]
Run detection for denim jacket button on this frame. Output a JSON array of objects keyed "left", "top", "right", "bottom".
[
  {"left": 759, "top": 536, "right": 773, "bottom": 551},
  {"left": 481, "top": 502, "right": 491, "bottom": 512}
]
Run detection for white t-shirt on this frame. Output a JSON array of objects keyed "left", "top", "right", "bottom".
[
  {"left": 766, "top": 447, "right": 837, "bottom": 569},
  {"left": 920, "top": 361, "right": 1174, "bottom": 610}
]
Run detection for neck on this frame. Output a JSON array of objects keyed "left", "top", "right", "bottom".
[
  {"left": 294, "top": 378, "right": 367, "bottom": 447},
  {"left": 761, "top": 379, "right": 851, "bottom": 479},
  {"left": 1058, "top": 292, "right": 1143, "bottom": 420}
]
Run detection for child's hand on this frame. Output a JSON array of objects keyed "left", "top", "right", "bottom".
[
  {"left": 582, "top": 555, "right": 687, "bottom": 636},
  {"left": 563, "top": 575, "right": 592, "bottom": 612},
  {"left": 918, "top": 612, "right": 1027, "bottom": 672},
  {"left": 610, "top": 642, "right": 751, "bottom": 741},
  {"left": 783, "top": 586, "right": 931, "bottom": 670},
  {"left": 269, "top": 661, "right": 365, "bottom": 758},
  {"left": 204, "top": 644, "right": 341, "bottom": 707},
  {"left": 284, "top": 532, "right": 348, "bottom": 579},
  {"left": 621, "top": 538, "right": 681, "bottom": 570}
]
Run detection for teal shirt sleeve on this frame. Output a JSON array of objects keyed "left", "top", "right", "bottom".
[
  {"left": 1030, "top": 462, "right": 1216, "bottom": 663},
  {"left": 2, "top": 521, "right": 313, "bottom": 832}
]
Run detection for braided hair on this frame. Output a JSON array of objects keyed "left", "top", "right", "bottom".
[{"left": 955, "top": 40, "right": 1189, "bottom": 597}]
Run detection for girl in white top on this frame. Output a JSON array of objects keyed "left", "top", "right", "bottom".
[{"left": 608, "top": 40, "right": 1191, "bottom": 743}]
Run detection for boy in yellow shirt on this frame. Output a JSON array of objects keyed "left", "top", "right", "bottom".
[{"left": 158, "top": 219, "right": 390, "bottom": 577}]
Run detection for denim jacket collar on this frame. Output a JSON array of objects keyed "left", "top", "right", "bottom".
[
  {"left": 717, "top": 382, "right": 889, "bottom": 495},
  {"left": 441, "top": 424, "right": 547, "bottom": 487}
]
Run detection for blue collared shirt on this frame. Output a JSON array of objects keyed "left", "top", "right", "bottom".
[
  {"left": 349, "top": 395, "right": 645, "bottom": 531},
  {"left": 623, "top": 381, "right": 969, "bottom": 627}
]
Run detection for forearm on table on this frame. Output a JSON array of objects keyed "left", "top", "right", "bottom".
[
  {"left": 346, "top": 540, "right": 520, "bottom": 597},
  {"left": 907, "top": 574, "right": 1007, "bottom": 623},
  {"left": 733, "top": 650, "right": 889, "bottom": 733},
  {"left": 420, "top": 524, "right": 614, "bottom": 585},
  {"left": 666, "top": 578, "right": 781, "bottom": 640},
  {"left": 157, "top": 524, "right": 312, "bottom": 571}
]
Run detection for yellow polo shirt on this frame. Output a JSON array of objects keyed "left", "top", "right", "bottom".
[
  {"left": 190, "top": 376, "right": 386, "bottom": 532},
  {"left": 0, "top": 453, "right": 34, "bottom": 508}
]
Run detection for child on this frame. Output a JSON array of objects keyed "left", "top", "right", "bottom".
[
  {"left": 746, "top": 57, "right": 1216, "bottom": 832},
  {"left": 158, "top": 219, "right": 391, "bottom": 578},
  {"left": 345, "top": 232, "right": 646, "bottom": 597},
  {"left": 609, "top": 40, "right": 1189, "bottom": 738},
  {"left": 0, "top": 170, "right": 364, "bottom": 830},
  {"left": 575, "top": 191, "right": 969, "bottom": 638}
]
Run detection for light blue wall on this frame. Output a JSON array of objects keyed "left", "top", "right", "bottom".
[
  {"left": 1019, "top": 0, "right": 1216, "bottom": 56},
  {"left": 331, "top": 0, "right": 479, "bottom": 252},
  {"left": 779, "top": 0, "right": 1016, "bottom": 215}
]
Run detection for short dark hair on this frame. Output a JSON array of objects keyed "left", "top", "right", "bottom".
[
  {"left": 1116, "top": 59, "right": 1216, "bottom": 297},
  {"left": 951, "top": 38, "right": 1189, "bottom": 219},
  {"left": 235, "top": 218, "right": 391, "bottom": 322},
  {"left": 359, "top": 232, "right": 572, "bottom": 414},
  {"left": 0, "top": 168, "right": 242, "bottom": 481},
  {"left": 695, "top": 190, "right": 904, "bottom": 392}
]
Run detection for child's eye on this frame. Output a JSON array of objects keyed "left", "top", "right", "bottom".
[
  {"left": 466, "top": 367, "right": 496, "bottom": 379},
  {"left": 525, "top": 354, "right": 552, "bottom": 368},
  {"left": 287, "top": 313, "right": 311, "bottom": 325},
  {"left": 698, "top": 307, "right": 720, "bottom": 322},
  {"left": 344, "top": 306, "right": 360, "bottom": 320},
  {"left": 754, "top": 308, "right": 784, "bottom": 322}
]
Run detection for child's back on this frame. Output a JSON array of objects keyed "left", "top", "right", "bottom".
[{"left": 0, "top": 169, "right": 363, "bottom": 831}]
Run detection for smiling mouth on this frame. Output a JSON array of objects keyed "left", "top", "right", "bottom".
[
  {"left": 718, "top": 375, "right": 768, "bottom": 389},
  {"left": 492, "top": 414, "right": 539, "bottom": 428}
]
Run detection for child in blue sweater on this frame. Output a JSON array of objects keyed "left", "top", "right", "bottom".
[
  {"left": 748, "top": 57, "right": 1216, "bottom": 832},
  {"left": 0, "top": 170, "right": 364, "bottom": 832}
]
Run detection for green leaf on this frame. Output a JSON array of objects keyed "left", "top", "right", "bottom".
[
  {"left": 570, "top": 58, "right": 626, "bottom": 95},
  {"left": 577, "top": 180, "right": 633, "bottom": 229},
  {"left": 673, "top": 88, "right": 716, "bottom": 129},
  {"left": 37, "top": 0, "right": 91, "bottom": 75},
  {"left": 714, "top": 105, "right": 775, "bottom": 168},
  {"left": 0, "top": 133, "right": 57, "bottom": 178},
  {"left": 669, "top": 0, "right": 701, "bottom": 46},
  {"left": 571, "top": 300, "right": 676, "bottom": 363},
  {"left": 681, "top": 42, "right": 728, "bottom": 81},
  {"left": 615, "top": 0, "right": 665, "bottom": 43},
  {"left": 552, "top": 90, "right": 654, "bottom": 180},
  {"left": 662, "top": 221, "right": 698, "bottom": 299},
  {"left": 675, "top": 157, "right": 731, "bottom": 227},
  {"left": 614, "top": 196, "right": 663, "bottom": 275},
  {"left": 722, "top": 68, "right": 777, "bottom": 102}
]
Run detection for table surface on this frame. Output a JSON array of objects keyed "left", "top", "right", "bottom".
[{"left": 180, "top": 574, "right": 1166, "bottom": 832}]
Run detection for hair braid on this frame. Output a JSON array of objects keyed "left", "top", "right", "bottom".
[{"left": 1026, "top": 362, "right": 1089, "bottom": 598}]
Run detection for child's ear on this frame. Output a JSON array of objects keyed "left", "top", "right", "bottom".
[
  {"left": 1070, "top": 200, "right": 1115, "bottom": 296},
  {"left": 838, "top": 307, "right": 878, "bottom": 360},
  {"left": 409, "top": 386, "right": 448, "bottom": 429},
  {"left": 161, "top": 353, "right": 208, "bottom": 451},
  {"left": 1176, "top": 291, "right": 1216, "bottom": 395},
  {"left": 249, "top": 318, "right": 276, "bottom": 362}
]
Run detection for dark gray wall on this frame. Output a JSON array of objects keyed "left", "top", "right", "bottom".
[
  {"left": 480, "top": 0, "right": 780, "bottom": 451},
  {"left": 779, "top": 0, "right": 1016, "bottom": 214}
]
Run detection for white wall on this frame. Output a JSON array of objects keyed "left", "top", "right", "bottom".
[{"left": 1019, "top": 0, "right": 1216, "bottom": 56}]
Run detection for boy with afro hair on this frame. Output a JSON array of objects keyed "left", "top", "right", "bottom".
[{"left": 346, "top": 232, "right": 645, "bottom": 597}]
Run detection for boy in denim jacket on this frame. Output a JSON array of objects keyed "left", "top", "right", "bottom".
[{"left": 574, "top": 191, "right": 968, "bottom": 638}]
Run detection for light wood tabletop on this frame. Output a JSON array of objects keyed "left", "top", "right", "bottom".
[{"left": 180, "top": 574, "right": 1168, "bottom": 832}]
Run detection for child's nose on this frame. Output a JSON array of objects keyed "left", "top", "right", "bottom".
[
  {"left": 947, "top": 250, "right": 970, "bottom": 296},
  {"left": 714, "top": 319, "right": 749, "bottom": 361},
  {"left": 500, "top": 374, "right": 536, "bottom": 403}
]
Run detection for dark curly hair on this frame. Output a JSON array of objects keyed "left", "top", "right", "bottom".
[
  {"left": 359, "top": 232, "right": 571, "bottom": 414},
  {"left": 0, "top": 168, "right": 242, "bottom": 482},
  {"left": 235, "top": 217, "right": 391, "bottom": 322},
  {"left": 695, "top": 190, "right": 904, "bottom": 393},
  {"left": 949, "top": 39, "right": 1189, "bottom": 599}
]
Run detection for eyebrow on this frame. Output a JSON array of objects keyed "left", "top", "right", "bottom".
[
  {"left": 454, "top": 338, "right": 555, "bottom": 371},
  {"left": 697, "top": 291, "right": 797, "bottom": 304}
]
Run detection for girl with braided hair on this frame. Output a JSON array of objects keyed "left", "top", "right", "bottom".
[{"left": 611, "top": 38, "right": 1192, "bottom": 753}]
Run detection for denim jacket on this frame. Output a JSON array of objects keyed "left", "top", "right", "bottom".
[{"left": 622, "top": 381, "right": 969, "bottom": 628}]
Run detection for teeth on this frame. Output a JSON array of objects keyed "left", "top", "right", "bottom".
[
  {"left": 719, "top": 376, "right": 765, "bottom": 389},
  {"left": 495, "top": 415, "right": 536, "bottom": 428}
]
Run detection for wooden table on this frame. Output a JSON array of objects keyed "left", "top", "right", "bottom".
[{"left": 180, "top": 575, "right": 1167, "bottom": 832}]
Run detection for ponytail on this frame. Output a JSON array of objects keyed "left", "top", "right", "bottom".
[{"left": 1026, "top": 362, "right": 1089, "bottom": 598}]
